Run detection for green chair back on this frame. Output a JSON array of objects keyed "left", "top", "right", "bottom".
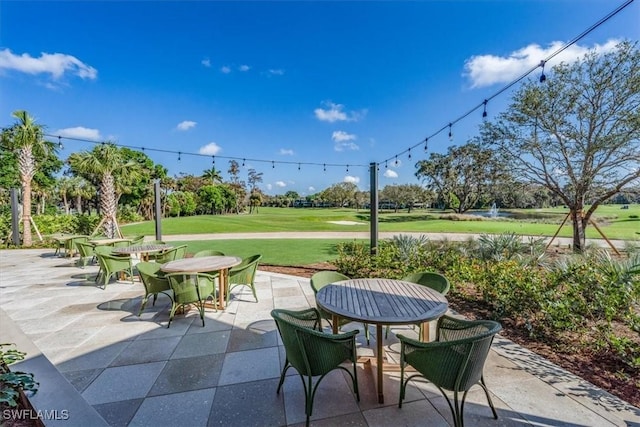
[
  {"left": 136, "top": 262, "right": 172, "bottom": 316},
  {"left": 128, "top": 235, "right": 145, "bottom": 246},
  {"left": 94, "top": 249, "right": 134, "bottom": 288},
  {"left": 193, "top": 249, "right": 225, "bottom": 257},
  {"left": 165, "top": 272, "right": 216, "bottom": 327},
  {"left": 398, "top": 315, "right": 502, "bottom": 426},
  {"left": 65, "top": 235, "right": 89, "bottom": 257},
  {"left": 75, "top": 241, "right": 95, "bottom": 268},
  {"left": 227, "top": 254, "right": 262, "bottom": 303},
  {"left": 402, "top": 271, "right": 451, "bottom": 295},
  {"left": 155, "top": 244, "right": 188, "bottom": 264},
  {"left": 112, "top": 240, "right": 132, "bottom": 249},
  {"left": 271, "top": 308, "right": 360, "bottom": 426}
]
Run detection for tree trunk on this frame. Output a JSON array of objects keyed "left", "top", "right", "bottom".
[
  {"left": 100, "top": 174, "right": 117, "bottom": 238},
  {"left": 571, "top": 209, "right": 587, "bottom": 253},
  {"left": 76, "top": 195, "right": 83, "bottom": 214},
  {"left": 18, "top": 146, "right": 35, "bottom": 247}
]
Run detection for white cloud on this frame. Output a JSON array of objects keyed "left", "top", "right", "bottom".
[
  {"left": 314, "top": 101, "right": 366, "bottom": 123},
  {"left": 275, "top": 181, "right": 286, "bottom": 188},
  {"left": 331, "top": 130, "right": 356, "bottom": 142},
  {"left": 268, "top": 69, "right": 284, "bottom": 76},
  {"left": 344, "top": 175, "right": 360, "bottom": 184},
  {"left": 221, "top": 66, "right": 231, "bottom": 74},
  {"left": 308, "top": 186, "right": 315, "bottom": 192},
  {"left": 464, "top": 39, "right": 620, "bottom": 88},
  {"left": 239, "top": 64, "right": 250, "bottom": 72},
  {"left": 279, "top": 148, "right": 294, "bottom": 155},
  {"left": 266, "top": 183, "right": 273, "bottom": 190},
  {"left": 176, "top": 120, "right": 196, "bottom": 131},
  {"left": 201, "top": 58, "right": 211, "bottom": 68},
  {"left": 384, "top": 169, "right": 398, "bottom": 179},
  {"left": 334, "top": 141, "right": 359, "bottom": 152},
  {"left": 0, "top": 48, "right": 97, "bottom": 80},
  {"left": 198, "top": 142, "right": 221, "bottom": 155},
  {"left": 55, "top": 127, "right": 101, "bottom": 141}
]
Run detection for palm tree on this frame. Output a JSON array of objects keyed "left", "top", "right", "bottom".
[
  {"left": 68, "top": 143, "right": 137, "bottom": 237},
  {"left": 202, "top": 167, "right": 223, "bottom": 185},
  {"left": 1, "top": 111, "right": 53, "bottom": 246}
]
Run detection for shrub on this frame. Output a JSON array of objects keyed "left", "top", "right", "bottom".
[{"left": 0, "top": 344, "right": 38, "bottom": 408}]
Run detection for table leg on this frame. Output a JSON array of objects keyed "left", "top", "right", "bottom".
[
  {"left": 376, "top": 324, "right": 384, "bottom": 404},
  {"left": 218, "top": 269, "right": 227, "bottom": 310},
  {"left": 331, "top": 314, "right": 339, "bottom": 334}
]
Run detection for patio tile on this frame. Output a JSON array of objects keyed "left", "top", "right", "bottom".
[
  {"left": 281, "top": 368, "right": 361, "bottom": 425},
  {"left": 226, "top": 319, "right": 278, "bottom": 352},
  {"left": 62, "top": 368, "right": 104, "bottom": 393},
  {"left": 82, "top": 361, "right": 166, "bottom": 405},
  {"left": 110, "top": 336, "right": 182, "bottom": 366},
  {"left": 56, "top": 341, "right": 131, "bottom": 372},
  {"left": 207, "top": 378, "right": 285, "bottom": 426},
  {"left": 93, "top": 398, "right": 143, "bottom": 427},
  {"left": 148, "top": 353, "right": 225, "bottom": 396},
  {"left": 363, "top": 399, "right": 449, "bottom": 427},
  {"left": 218, "top": 347, "right": 281, "bottom": 385},
  {"left": 129, "top": 388, "right": 216, "bottom": 427},
  {"left": 171, "top": 330, "right": 231, "bottom": 359}
]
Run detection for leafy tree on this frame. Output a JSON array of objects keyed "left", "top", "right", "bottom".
[
  {"left": 320, "top": 182, "right": 358, "bottom": 208},
  {"left": 0, "top": 111, "right": 59, "bottom": 246},
  {"left": 117, "top": 148, "right": 167, "bottom": 219},
  {"left": 68, "top": 143, "right": 139, "bottom": 237},
  {"left": 167, "top": 191, "right": 197, "bottom": 216},
  {"left": 381, "top": 184, "right": 430, "bottom": 212},
  {"left": 249, "top": 190, "right": 263, "bottom": 213},
  {"left": 247, "top": 168, "right": 263, "bottom": 191},
  {"left": 198, "top": 185, "right": 224, "bottom": 214},
  {"left": 227, "top": 160, "right": 246, "bottom": 213},
  {"left": 483, "top": 41, "right": 640, "bottom": 252},
  {"left": 415, "top": 142, "right": 506, "bottom": 213}
]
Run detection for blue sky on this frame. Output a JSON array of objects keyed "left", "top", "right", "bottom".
[{"left": 1, "top": 1, "right": 638, "bottom": 195}]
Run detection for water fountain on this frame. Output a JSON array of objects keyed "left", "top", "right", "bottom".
[{"left": 488, "top": 202, "right": 499, "bottom": 218}]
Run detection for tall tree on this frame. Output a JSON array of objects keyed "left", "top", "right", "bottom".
[
  {"left": 0, "top": 111, "right": 58, "bottom": 246},
  {"left": 202, "top": 167, "right": 223, "bottom": 185},
  {"left": 415, "top": 142, "right": 506, "bottom": 213},
  {"left": 227, "top": 160, "right": 246, "bottom": 213},
  {"left": 483, "top": 41, "right": 640, "bottom": 252},
  {"left": 68, "top": 143, "right": 138, "bottom": 237}
]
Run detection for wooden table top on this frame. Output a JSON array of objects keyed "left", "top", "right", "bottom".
[
  {"left": 316, "top": 278, "right": 448, "bottom": 325},
  {"left": 161, "top": 256, "right": 242, "bottom": 273},
  {"left": 89, "top": 238, "right": 130, "bottom": 245},
  {"left": 113, "top": 244, "right": 172, "bottom": 255}
]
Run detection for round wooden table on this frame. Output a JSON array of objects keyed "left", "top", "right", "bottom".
[
  {"left": 161, "top": 256, "right": 242, "bottom": 310},
  {"left": 316, "top": 278, "right": 448, "bottom": 404},
  {"left": 113, "top": 244, "right": 172, "bottom": 261}
]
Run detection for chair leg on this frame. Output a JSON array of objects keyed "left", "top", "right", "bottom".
[
  {"left": 479, "top": 376, "right": 499, "bottom": 419},
  {"left": 138, "top": 295, "right": 150, "bottom": 316}
]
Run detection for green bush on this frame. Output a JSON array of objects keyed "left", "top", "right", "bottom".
[{"left": 0, "top": 344, "right": 38, "bottom": 408}]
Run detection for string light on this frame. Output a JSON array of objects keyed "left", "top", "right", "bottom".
[
  {"left": 448, "top": 123, "right": 453, "bottom": 141},
  {"left": 385, "top": 161, "right": 388, "bottom": 168},
  {"left": 394, "top": 155, "right": 398, "bottom": 166},
  {"left": 482, "top": 100, "right": 488, "bottom": 118},
  {"left": 323, "top": 163, "right": 326, "bottom": 172},
  {"left": 298, "top": 163, "right": 301, "bottom": 171},
  {"left": 346, "top": 164, "right": 349, "bottom": 173},
  {"left": 242, "top": 158, "right": 245, "bottom": 167},
  {"left": 212, "top": 155, "right": 215, "bottom": 167},
  {"left": 178, "top": 152, "right": 181, "bottom": 162},
  {"left": 57, "top": 136, "right": 62, "bottom": 149},
  {"left": 424, "top": 138, "right": 428, "bottom": 152},
  {"left": 272, "top": 160, "right": 275, "bottom": 169},
  {"left": 539, "top": 60, "right": 547, "bottom": 83},
  {"left": 408, "top": 148, "right": 411, "bottom": 160}
]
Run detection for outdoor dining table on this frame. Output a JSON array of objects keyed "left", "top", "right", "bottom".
[
  {"left": 51, "top": 234, "right": 87, "bottom": 257},
  {"left": 88, "top": 237, "right": 130, "bottom": 246},
  {"left": 315, "top": 278, "right": 448, "bottom": 404},
  {"left": 113, "top": 243, "right": 172, "bottom": 261},
  {"left": 160, "top": 256, "right": 242, "bottom": 310}
]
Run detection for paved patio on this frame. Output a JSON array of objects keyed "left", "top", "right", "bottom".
[{"left": 1, "top": 249, "right": 638, "bottom": 427}]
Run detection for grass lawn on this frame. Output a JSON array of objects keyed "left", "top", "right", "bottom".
[
  {"left": 121, "top": 204, "right": 639, "bottom": 240},
  {"left": 117, "top": 204, "right": 640, "bottom": 266}
]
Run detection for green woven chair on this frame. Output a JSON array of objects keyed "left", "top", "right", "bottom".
[
  {"left": 65, "top": 235, "right": 89, "bottom": 257},
  {"left": 310, "top": 271, "right": 370, "bottom": 344},
  {"left": 112, "top": 239, "right": 132, "bottom": 249},
  {"left": 227, "top": 254, "right": 262, "bottom": 304},
  {"left": 193, "top": 249, "right": 225, "bottom": 257},
  {"left": 165, "top": 272, "right": 217, "bottom": 327},
  {"left": 127, "top": 235, "right": 145, "bottom": 246},
  {"left": 154, "top": 244, "right": 188, "bottom": 264},
  {"left": 94, "top": 246, "right": 134, "bottom": 288},
  {"left": 75, "top": 240, "right": 96, "bottom": 268},
  {"left": 136, "top": 262, "right": 172, "bottom": 316},
  {"left": 387, "top": 271, "right": 452, "bottom": 338},
  {"left": 398, "top": 315, "right": 502, "bottom": 427},
  {"left": 271, "top": 308, "right": 360, "bottom": 427}
]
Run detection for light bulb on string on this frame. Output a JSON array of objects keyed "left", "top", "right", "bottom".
[
  {"left": 178, "top": 152, "right": 181, "bottom": 162},
  {"left": 448, "top": 123, "right": 453, "bottom": 141},
  {"left": 242, "top": 158, "right": 245, "bottom": 167},
  {"left": 272, "top": 160, "right": 275, "bottom": 169},
  {"left": 408, "top": 148, "right": 411, "bottom": 160},
  {"left": 394, "top": 155, "right": 398, "bottom": 167},
  {"left": 424, "top": 138, "right": 428, "bottom": 152},
  {"left": 212, "top": 156, "right": 216, "bottom": 167},
  {"left": 57, "top": 136, "right": 63, "bottom": 149},
  {"left": 346, "top": 164, "right": 349, "bottom": 173},
  {"left": 539, "top": 60, "right": 547, "bottom": 83},
  {"left": 482, "top": 100, "right": 488, "bottom": 118},
  {"left": 323, "top": 163, "right": 326, "bottom": 172},
  {"left": 298, "top": 163, "right": 301, "bottom": 171},
  {"left": 385, "top": 161, "right": 388, "bottom": 169}
]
